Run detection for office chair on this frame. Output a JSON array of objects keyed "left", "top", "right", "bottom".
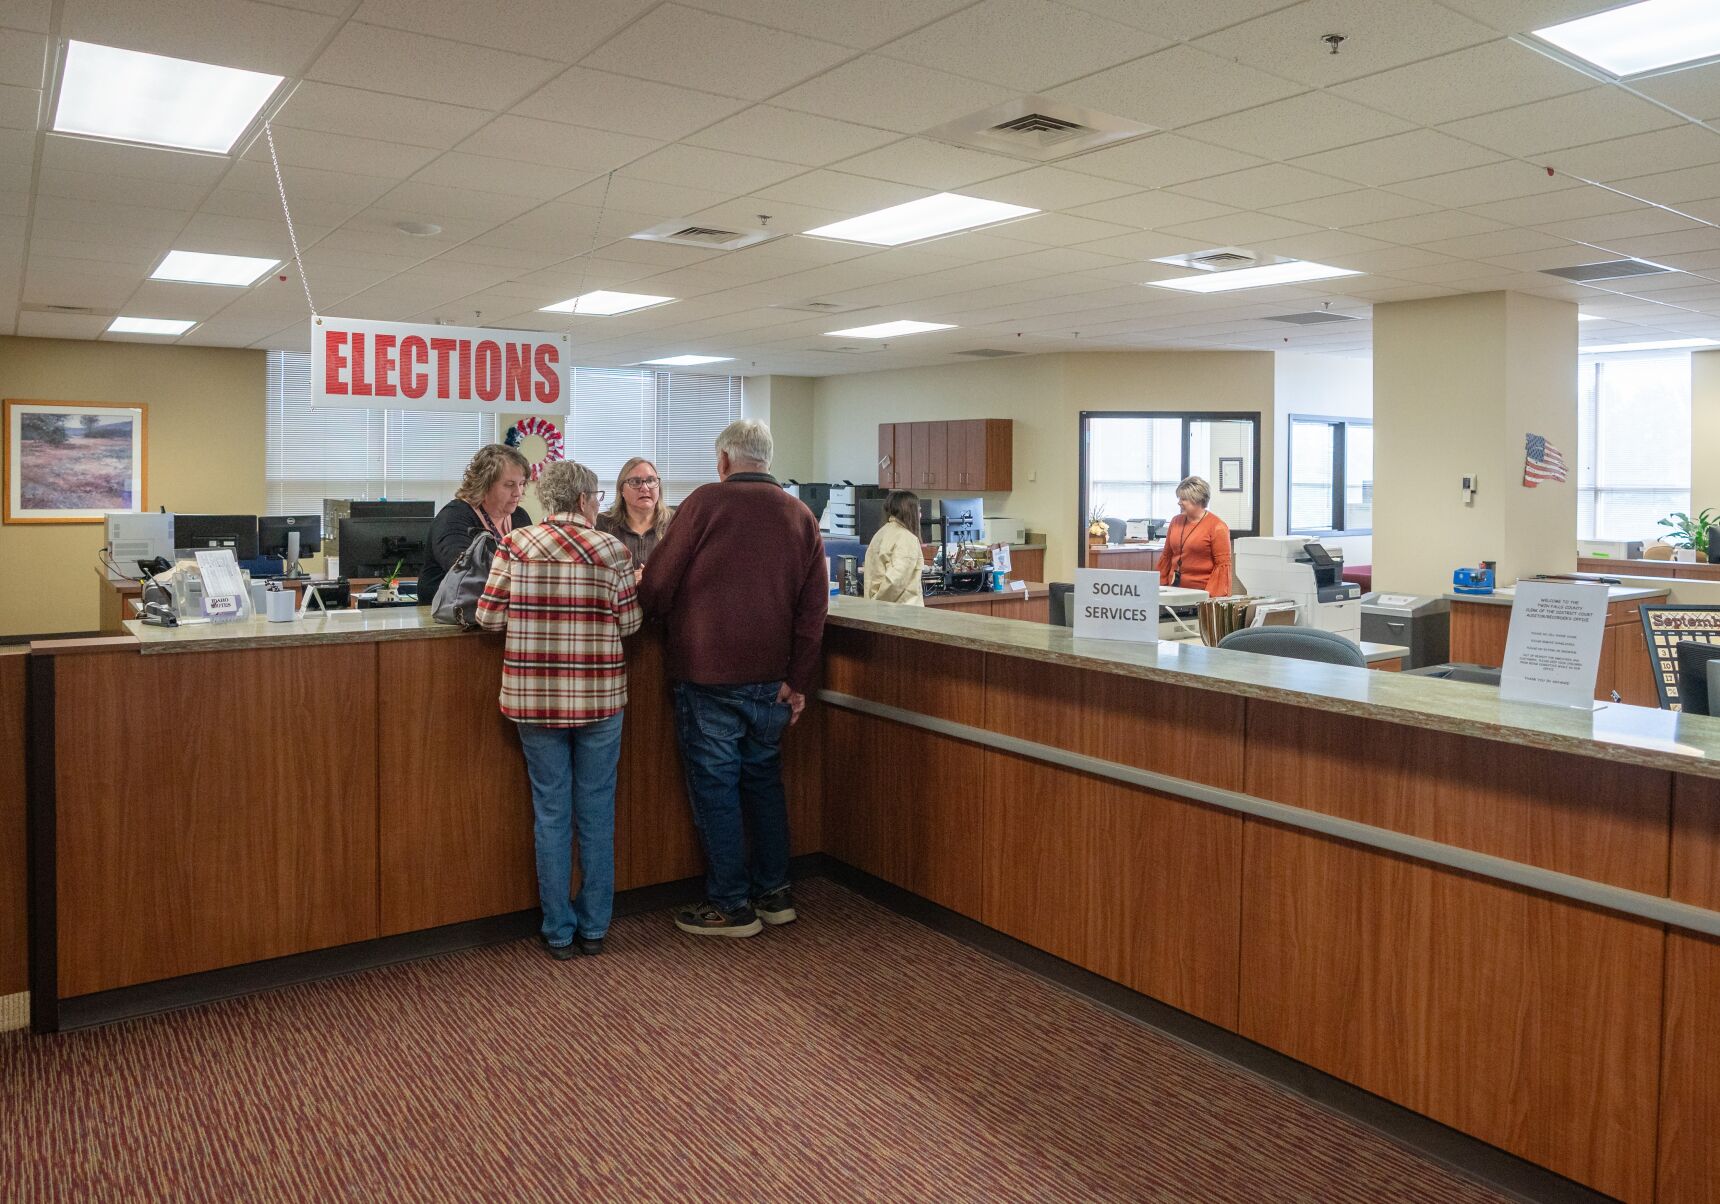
[
  {"left": 1103, "top": 517, "right": 1127, "bottom": 544},
  {"left": 1217, "top": 625, "right": 1367, "bottom": 668},
  {"left": 1048, "top": 581, "right": 1074, "bottom": 626}
]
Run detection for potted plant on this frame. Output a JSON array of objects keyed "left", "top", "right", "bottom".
[
  {"left": 1658, "top": 509, "right": 1718, "bottom": 562},
  {"left": 1087, "top": 502, "right": 1109, "bottom": 547}
]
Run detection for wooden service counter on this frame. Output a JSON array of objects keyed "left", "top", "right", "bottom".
[
  {"left": 1084, "top": 541, "right": 1161, "bottom": 570},
  {"left": 922, "top": 581, "right": 1050, "bottom": 622},
  {"left": 1448, "top": 584, "right": 1664, "bottom": 706},
  {"left": 22, "top": 611, "right": 820, "bottom": 1030},
  {"left": 819, "top": 599, "right": 1720, "bottom": 1204}
]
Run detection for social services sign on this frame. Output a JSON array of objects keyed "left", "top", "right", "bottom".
[{"left": 312, "top": 316, "right": 570, "bottom": 415}]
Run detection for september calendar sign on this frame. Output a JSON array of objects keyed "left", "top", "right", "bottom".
[{"left": 312, "top": 317, "right": 570, "bottom": 415}]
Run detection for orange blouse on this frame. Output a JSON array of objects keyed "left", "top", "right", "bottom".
[{"left": 1158, "top": 511, "right": 1233, "bottom": 597}]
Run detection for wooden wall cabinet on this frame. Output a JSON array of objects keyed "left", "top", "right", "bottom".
[{"left": 877, "top": 420, "right": 1011, "bottom": 491}]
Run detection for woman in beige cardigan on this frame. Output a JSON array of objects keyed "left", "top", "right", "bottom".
[{"left": 863, "top": 490, "right": 925, "bottom": 606}]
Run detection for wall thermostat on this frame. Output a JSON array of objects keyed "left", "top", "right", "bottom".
[{"left": 1460, "top": 473, "right": 1478, "bottom": 504}]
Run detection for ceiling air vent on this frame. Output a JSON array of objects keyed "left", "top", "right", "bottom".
[
  {"left": 1264, "top": 311, "right": 1362, "bottom": 326},
  {"left": 956, "top": 348, "right": 1024, "bottom": 357},
  {"left": 1192, "top": 251, "right": 1256, "bottom": 269},
  {"left": 808, "top": 345, "right": 882, "bottom": 354},
  {"left": 772, "top": 299, "right": 871, "bottom": 314},
  {"left": 1154, "top": 247, "right": 1274, "bottom": 273},
  {"left": 631, "top": 220, "right": 780, "bottom": 251},
  {"left": 1541, "top": 258, "right": 1672, "bottom": 282},
  {"left": 924, "top": 95, "right": 1156, "bottom": 163},
  {"left": 23, "top": 303, "right": 100, "bottom": 314}
]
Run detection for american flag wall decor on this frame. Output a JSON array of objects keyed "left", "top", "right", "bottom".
[{"left": 1523, "top": 433, "right": 1567, "bottom": 487}]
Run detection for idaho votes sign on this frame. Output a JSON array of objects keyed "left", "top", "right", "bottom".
[{"left": 312, "top": 317, "right": 570, "bottom": 415}]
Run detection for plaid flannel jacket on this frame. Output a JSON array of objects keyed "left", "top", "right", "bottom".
[{"left": 475, "top": 513, "right": 641, "bottom": 725}]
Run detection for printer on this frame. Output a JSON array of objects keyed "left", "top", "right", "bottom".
[{"left": 1232, "top": 536, "right": 1362, "bottom": 640}]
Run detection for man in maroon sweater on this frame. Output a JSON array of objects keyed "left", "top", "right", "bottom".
[{"left": 638, "top": 419, "right": 828, "bottom": 937}]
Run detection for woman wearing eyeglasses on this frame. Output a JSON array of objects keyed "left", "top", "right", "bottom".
[{"left": 597, "top": 457, "right": 676, "bottom": 574}]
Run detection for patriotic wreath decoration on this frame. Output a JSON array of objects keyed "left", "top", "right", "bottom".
[{"left": 511, "top": 416, "right": 564, "bottom": 480}]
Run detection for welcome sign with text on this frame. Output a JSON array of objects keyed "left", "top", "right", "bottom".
[{"left": 311, "top": 317, "right": 571, "bottom": 414}]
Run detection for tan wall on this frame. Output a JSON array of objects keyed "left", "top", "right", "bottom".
[
  {"left": 812, "top": 350, "right": 1274, "bottom": 581},
  {"left": 2, "top": 336, "right": 266, "bottom": 637},
  {"left": 741, "top": 374, "right": 815, "bottom": 481},
  {"left": 1502, "top": 292, "right": 1578, "bottom": 579}
]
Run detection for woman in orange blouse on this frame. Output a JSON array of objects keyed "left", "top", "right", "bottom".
[{"left": 1158, "top": 475, "right": 1233, "bottom": 597}]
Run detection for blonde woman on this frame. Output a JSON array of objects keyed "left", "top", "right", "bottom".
[
  {"left": 1158, "top": 475, "right": 1232, "bottom": 597},
  {"left": 863, "top": 490, "right": 925, "bottom": 606},
  {"left": 419, "top": 443, "right": 531, "bottom": 604},
  {"left": 596, "top": 456, "right": 674, "bottom": 571}
]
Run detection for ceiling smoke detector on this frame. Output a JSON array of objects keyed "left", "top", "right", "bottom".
[
  {"left": 396, "top": 220, "right": 442, "bottom": 237},
  {"left": 631, "top": 220, "right": 780, "bottom": 251},
  {"left": 923, "top": 95, "right": 1156, "bottom": 163}
]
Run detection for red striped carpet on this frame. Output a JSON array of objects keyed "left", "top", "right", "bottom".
[{"left": 2, "top": 880, "right": 1513, "bottom": 1203}]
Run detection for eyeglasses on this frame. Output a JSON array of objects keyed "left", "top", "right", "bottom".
[
  {"left": 623, "top": 475, "right": 660, "bottom": 489},
  {"left": 584, "top": 490, "right": 606, "bottom": 503}
]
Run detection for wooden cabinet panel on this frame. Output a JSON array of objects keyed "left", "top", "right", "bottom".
[
  {"left": 1448, "top": 600, "right": 1510, "bottom": 667},
  {"left": 55, "top": 646, "right": 380, "bottom": 997},
  {"left": 908, "top": 422, "right": 930, "bottom": 489},
  {"left": 878, "top": 419, "right": 1012, "bottom": 493},
  {"left": 1613, "top": 621, "right": 1658, "bottom": 707},
  {"left": 1595, "top": 625, "right": 1622, "bottom": 702},
  {"left": 981, "top": 751, "right": 1240, "bottom": 1027},
  {"left": 0, "top": 650, "right": 25, "bottom": 995},
  {"left": 617, "top": 631, "right": 704, "bottom": 890},
  {"left": 1245, "top": 701, "right": 1669, "bottom": 893},
  {"left": 950, "top": 419, "right": 981, "bottom": 491},
  {"left": 877, "top": 423, "right": 897, "bottom": 489},
  {"left": 926, "top": 420, "right": 948, "bottom": 490},
  {"left": 981, "top": 419, "right": 1013, "bottom": 491},
  {"left": 379, "top": 635, "right": 538, "bottom": 934},
  {"left": 1005, "top": 547, "right": 1043, "bottom": 583},
  {"left": 1660, "top": 931, "right": 1720, "bottom": 1204},
  {"left": 1239, "top": 821, "right": 1663, "bottom": 1203}
]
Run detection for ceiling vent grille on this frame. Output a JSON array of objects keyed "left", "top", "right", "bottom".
[
  {"left": 630, "top": 220, "right": 780, "bottom": 251},
  {"left": 1264, "top": 311, "right": 1362, "bottom": 325},
  {"left": 1542, "top": 258, "right": 1672, "bottom": 282},
  {"left": 808, "top": 344, "right": 882, "bottom": 354},
  {"left": 924, "top": 95, "right": 1156, "bottom": 163},
  {"left": 23, "top": 303, "right": 100, "bottom": 314},
  {"left": 956, "top": 348, "right": 1024, "bottom": 357},
  {"left": 772, "top": 299, "right": 871, "bottom": 314},
  {"left": 1192, "top": 251, "right": 1256, "bottom": 269}
]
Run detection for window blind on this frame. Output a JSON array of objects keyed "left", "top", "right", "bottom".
[
  {"left": 569, "top": 366, "right": 742, "bottom": 503},
  {"left": 1576, "top": 356, "right": 1690, "bottom": 541}
]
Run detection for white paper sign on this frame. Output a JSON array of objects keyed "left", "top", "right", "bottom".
[
  {"left": 991, "top": 543, "right": 1012, "bottom": 574},
  {"left": 1074, "top": 568, "right": 1160, "bottom": 643},
  {"left": 312, "top": 316, "right": 571, "bottom": 414},
  {"left": 1499, "top": 580, "right": 1610, "bottom": 708},
  {"left": 194, "top": 549, "right": 247, "bottom": 622}
]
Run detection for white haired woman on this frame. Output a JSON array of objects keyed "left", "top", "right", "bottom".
[
  {"left": 418, "top": 443, "right": 531, "bottom": 604},
  {"left": 1158, "top": 475, "right": 1233, "bottom": 597},
  {"left": 476, "top": 459, "right": 641, "bottom": 959}
]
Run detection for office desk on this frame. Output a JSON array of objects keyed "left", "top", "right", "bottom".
[
  {"left": 1578, "top": 556, "right": 1720, "bottom": 582},
  {"left": 1085, "top": 541, "right": 1162, "bottom": 571},
  {"left": 922, "top": 581, "right": 1050, "bottom": 623},
  {"left": 1447, "top": 585, "right": 1665, "bottom": 705}
]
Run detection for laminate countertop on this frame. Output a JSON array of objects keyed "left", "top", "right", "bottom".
[
  {"left": 825, "top": 596, "right": 1720, "bottom": 778},
  {"left": 1444, "top": 584, "right": 1669, "bottom": 607}
]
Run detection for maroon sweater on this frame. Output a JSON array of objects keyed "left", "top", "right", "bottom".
[{"left": 638, "top": 473, "right": 828, "bottom": 695}]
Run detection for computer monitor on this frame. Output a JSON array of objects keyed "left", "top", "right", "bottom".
[
  {"left": 259, "top": 515, "right": 323, "bottom": 558},
  {"left": 941, "top": 497, "right": 984, "bottom": 544},
  {"left": 175, "top": 513, "right": 259, "bottom": 560},
  {"left": 1675, "top": 641, "right": 1720, "bottom": 715},
  {"left": 348, "top": 500, "right": 434, "bottom": 518},
  {"left": 338, "top": 516, "right": 431, "bottom": 580}
]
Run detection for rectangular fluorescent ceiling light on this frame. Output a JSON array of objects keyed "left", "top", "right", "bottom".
[
  {"left": 54, "top": 41, "right": 283, "bottom": 154},
  {"left": 802, "top": 193, "right": 1038, "bottom": 246},
  {"left": 640, "top": 354, "right": 732, "bottom": 366},
  {"left": 1584, "top": 337, "right": 1720, "bottom": 352},
  {"left": 151, "top": 250, "right": 279, "bottom": 287},
  {"left": 1146, "top": 260, "right": 1361, "bottom": 293},
  {"left": 824, "top": 320, "right": 956, "bottom": 339},
  {"left": 108, "top": 316, "right": 195, "bottom": 336},
  {"left": 540, "top": 291, "right": 675, "bottom": 315},
  {"left": 1533, "top": 0, "right": 1720, "bottom": 78}
]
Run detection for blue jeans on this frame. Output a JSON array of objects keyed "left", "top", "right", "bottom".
[
  {"left": 515, "top": 712, "right": 624, "bottom": 946},
  {"left": 672, "top": 681, "right": 794, "bottom": 912}
]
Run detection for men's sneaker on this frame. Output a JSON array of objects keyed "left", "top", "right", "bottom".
[
  {"left": 539, "top": 935, "right": 579, "bottom": 961},
  {"left": 674, "top": 902, "right": 763, "bottom": 938},
  {"left": 754, "top": 887, "right": 797, "bottom": 926}
]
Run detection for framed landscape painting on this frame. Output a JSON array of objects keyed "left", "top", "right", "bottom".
[{"left": 4, "top": 399, "right": 148, "bottom": 523}]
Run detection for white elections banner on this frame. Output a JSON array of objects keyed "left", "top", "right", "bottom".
[
  {"left": 312, "top": 316, "right": 570, "bottom": 415},
  {"left": 1073, "top": 567, "right": 1160, "bottom": 643}
]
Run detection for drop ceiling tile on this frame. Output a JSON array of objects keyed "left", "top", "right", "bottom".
[
  {"left": 1069, "top": 229, "right": 1207, "bottom": 260},
  {"left": 1193, "top": 0, "right": 1496, "bottom": 88},
  {"left": 37, "top": 168, "right": 209, "bottom": 210},
  {"left": 834, "top": 138, "right": 1037, "bottom": 191},
  {"left": 0, "top": 125, "right": 27, "bottom": 168},
  {"left": 1344, "top": 210, "right": 1510, "bottom": 244},
  {"left": 39, "top": 135, "right": 229, "bottom": 188},
  {"left": 1049, "top": 45, "right": 1305, "bottom": 131},
  {"left": 174, "top": 211, "right": 305, "bottom": 257},
  {"left": 1415, "top": 228, "right": 1575, "bottom": 260},
  {"left": 581, "top": 4, "right": 849, "bottom": 101},
  {"left": 772, "top": 55, "right": 1014, "bottom": 134},
  {"left": 516, "top": 67, "right": 751, "bottom": 141},
  {"left": 242, "top": 124, "right": 442, "bottom": 180},
  {"left": 1388, "top": 161, "right": 1575, "bottom": 208},
  {"left": 370, "top": 181, "right": 540, "bottom": 225},
  {"left": 0, "top": 27, "right": 43, "bottom": 88},
  {"left": 221, "top": 161, "right": 400, "bottom": 211},
  {"left": 1289, "top": 129, "right": 1506, "bottom": 188},
  {"left": 30, "top": 231, "right": 170, "bottom": 268},
  {"left": 1067, "top": 190, "right": 1240, "bottom": 230},
  {"left": 23, "top": 262, "right": 140, "bottom": 308},
  {"left": 1171, "top": 164, "right": 1356, "bottom": 209},
  {"left": 1535, "top": 207, "right": 1704, "bottom": 244},
  {"left": 684, "top": 105, "right": 898, "bottom": 168},
  {"left": 1329, "top": 39, "right": 1593, "bottom": 126},
  {"left": 619, "top": 143, "right": 804, "bottom": 195},
  {"left": 1249, "top": 229, "right": 1398, "bottom": 264},
  {"left": 683, "top": 196, "right": 852, "bottom": 237},
  {"left": 31, "top": 198, "right": 186, "bottom": 232},
  {"left": 16, "top": 311, "right": 112, "bottom": 338},
  {"left": 353, "top": 0, "right": 655, "bottom": 61},
  {"left": 878, "top": 0, "right": 1165, "bottom": 92},
  {"left": 274, "top": 82, "right": 492, "bottom": 151},
  {"left": 1542, "top": 125, "right": 1720, "bottom": 185},
  {"left": 756, "top": 169, "right": 928, "bottom": 213},
  {"left": 61, "top": 0, "right": 338, "bottom": 75},
  {"left": 1593, "top": 227, "right": 1720, "bottom": 259},
  {"left": 1632, "top": 60, "right": 1720, "bottom": 123},
  {"left": 309, "top": 22, "right": 564, "bottom": 110},
  {"left": 1052, "top": 0, "right": 1301, "bottom": 43},
  {"left": 963, "top": 167, "right": 1142, "bottom": 210},
  {"left": 1264, "top": 188, "right": 1438, "bottom": 229},
  {"left": 1438, "top": 89, "right": 1681, "bottom": 159},
  {"left": 0, "top": 1, "right": 51, "bottom": 33},
  {"left": 0, "top": 82, "right": 39, "bottom": 128},
  {"left": 1156, "top": 212, "right": 1324, "bottom": 246},
  {"left": 1181, "top": 92, "right": 1414, "bottom": 160},
  {"left": 411, "top": 152, "right": 594, "bottom": 200},
  {"left": 1463, "top": 186, "right": 1643, "bottom": 226},
  {"left": 121, "top": 279, "right": 249, "bottom": 321},
  {"left": 1065, "top": 133, "right": 1266, "bottom": 189},
  {"left": 1436, "top": 0, "right": 1633, "bottom": 35}
]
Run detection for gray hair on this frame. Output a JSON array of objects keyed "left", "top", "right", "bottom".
[
  {"left": 1176, "top": 475, "right": 1211, "bottom": 507},
  {"left": 715, "top": 419, "right": 772, "bottom": 469},
  {"left": 537, "top": 459, "right": 600, "bottom": 514}
]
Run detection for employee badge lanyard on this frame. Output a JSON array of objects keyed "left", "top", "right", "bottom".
[{"left": 1169, "top": 512, "right": 1206, "bottom": 587}]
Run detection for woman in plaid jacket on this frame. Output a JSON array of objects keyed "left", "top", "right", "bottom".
[{"left": 477, "top": 460, "right": 641, "bottom": 959}]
